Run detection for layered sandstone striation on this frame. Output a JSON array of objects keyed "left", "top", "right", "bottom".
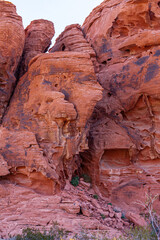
[
  {"left": 18, "top": 19, "right": 55, "bottom": 78},
  {"left": 81, "top": 0, "right": 160, "bottom": 213},
  {"left": 0, "top": 1, "right": 25, "bottom": 122},
  {"left": 50, "top": 24, "right": 99, "bottom": 71}
]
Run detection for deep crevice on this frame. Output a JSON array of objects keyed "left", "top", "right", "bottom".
[
  {"left": 0, "top": 59, "right": 22, "bottom": 124},
  {"left": 0, "top": 82, "right": 17, "bottom": 124},
  {"left": 108, "top": 92, "right": 112, "bottom": 97},
  {"left": 81, "top": 27, "right": 99, "bottom": 64},
  {"left": 61, "top": 44, "right": 66, "bottom": 51}
]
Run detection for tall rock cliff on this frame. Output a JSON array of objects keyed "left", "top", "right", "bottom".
[
  {"left": 81, "top": 0, "right": 160, "bottom": 213},
  {"left": 0, "top": 2, "right": 104, "bottom": 236},
  {"left": 1, "top": 0, "right": 160, "bottom": 237}
]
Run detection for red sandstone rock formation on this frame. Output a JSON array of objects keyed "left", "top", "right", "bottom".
[
  {"left": 50, "top": 24, "right": 99, "bottom": 72},
  {"left": 2, "top": 51, "right": 102, "bottom": 193},
  {"left": 0, "top": 180, "right": 124, "bottom": 238},
  {"left": 1, "top": 0, "right": 160, "bottom": 237},
  {"left": 0, "top": 1, "right": 25, "bottom": 121},
  {"left": 19, "top": 19, "right": 55, "bottom": 78},
  {"left": 81, "top": 0, "right": 160, "bottom": 213},
  {"left": 83, "top": 0, "right": 160, "bottom": 66}
]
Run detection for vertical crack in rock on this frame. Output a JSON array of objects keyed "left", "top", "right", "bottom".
[
  {"left": 49, "top": 24, "right": 99, "bottom": 72},
  {"left": 143, "top": 94, "right": 160, "bottom": 159},
  {"left": 18, "top": 19, "right": 55, "bottom": 79},
  {"left": 0, "top": 1, "right": 25, "bottom": 123},
  {"left": 1, "top": 19, "right": 55, "bottom": 124}
]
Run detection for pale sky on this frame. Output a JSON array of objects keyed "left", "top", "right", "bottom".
[{"left": 10, "top": 0, "right": 103, "bottom": 42}]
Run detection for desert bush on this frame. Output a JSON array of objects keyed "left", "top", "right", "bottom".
[
  {"left": 15, "top": 223, "right": 68, "bottom": 240},
  {"left": 93, "top": 194, "right": 98, "bottom": 199},
  {"left": 11, "top": 226, "right": 158, "bottom": 240},
  {"left": 136, "top": 193, "right": 160, "bottom": 240},
  {"left": 70, "top": 175, "right": 79, "bottom": 187},
  {"left": 123, "top": 226, "right": 157, "bottom": 240}
]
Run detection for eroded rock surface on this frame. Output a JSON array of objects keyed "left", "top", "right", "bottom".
[
  {"left": 83, "top": 0, "right": 160, "bottom": 66},
  {"left": 0, "top": 3, "right": 104, "bottom": 236},
  {"left": 0, "top": 1, "right": 25, "bottom": 122},
  {"left": 1, "top": 0, "right": 160, "bottom": 237},
  {"left": 3, "top": 51, "right": 102, "bottom": 193},
  {"left": 19, "top": 19, "right": 55, "bottom": 78},
  {"left": 0, "top": 126, "right": 57, "bottom": 194},
  {"left": 50, "top": 24, "right": 99, "bottom": 72},
  {"left": 0, "top": 181, "right": 125, "bottom": 239},
  {"left": 81, "top": 0, "right": 160, "bottom": 213}
]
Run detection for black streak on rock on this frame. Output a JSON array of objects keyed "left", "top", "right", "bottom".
[
  {"left": 135, "top": 56, "right": 149, "bottom": 66},
  {"left": 145, "top": 63, "right": 159, "bottom": 83},
  {"left": 43, "top": 80, "right": 52, "bottom": 85},
  {"left": 61, "top": 89, "right": 70, "bottom": 101},
  {"left": 154, "top": 50, "right": 160, "bottom": 57}
]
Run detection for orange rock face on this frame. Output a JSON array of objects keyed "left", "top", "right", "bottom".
[
  {"left": 83, "top": 0, "right": 160, "bottom": 66},
  {"left": 81, "top": 0, "right": 160, "bottom": 213},
  {"left": 0, "top": 1, "right": 25, "bottom": 121},
  {"left": 2, "top": 0, "right": 160, "bottom": 236},
  {"left": 19, "top": 19, "right": 55, "bottom": 78},
  {"left": 3, "top": 51, "right": 102, "bottom": 193},
  {"left": 0, "top": 2, "right": 105, "bottom": 237},
  {"left": 0, "top": 181, "right": 124, "bottom": 239},
  {"left": 0, "top": 3, "right": 104, "bottom": 235},
  {"left": 50, "top": 24, "right": 99, "bottom": 72},
  {"left": 0, "top": 126, "right": 57, "bottom": 194}
]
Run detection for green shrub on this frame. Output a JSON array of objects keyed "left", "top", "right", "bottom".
[
  {"left": 121, "top": 212, "right": 125, "bottom": 219},
  {"left": 107, "top": 203, "right": 112, "bottom": 206},
  {"left": 70, "top": 175, "right": 79, "bottom": 187},
  {"left": 100, "top": 214, "right": 106, "bottom": 220},
  {"left": 11, "top": 225, "right": 158, "bottom": 240},
  {"left": 15, "top": 223, "right": 68, "bottom": 240},
  {"left": 125, "top": 226, "right": 157, "bottom": 240},
  {"left": 93, "top": 194, "right": 98, "bottom": 199}
]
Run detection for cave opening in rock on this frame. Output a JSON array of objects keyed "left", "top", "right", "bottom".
[
  {"left": 100, "top": 149, "right": 130, "bottom": 169},
  {"left": 61, "top": 44, "right": 66, "bottom": 51}
]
